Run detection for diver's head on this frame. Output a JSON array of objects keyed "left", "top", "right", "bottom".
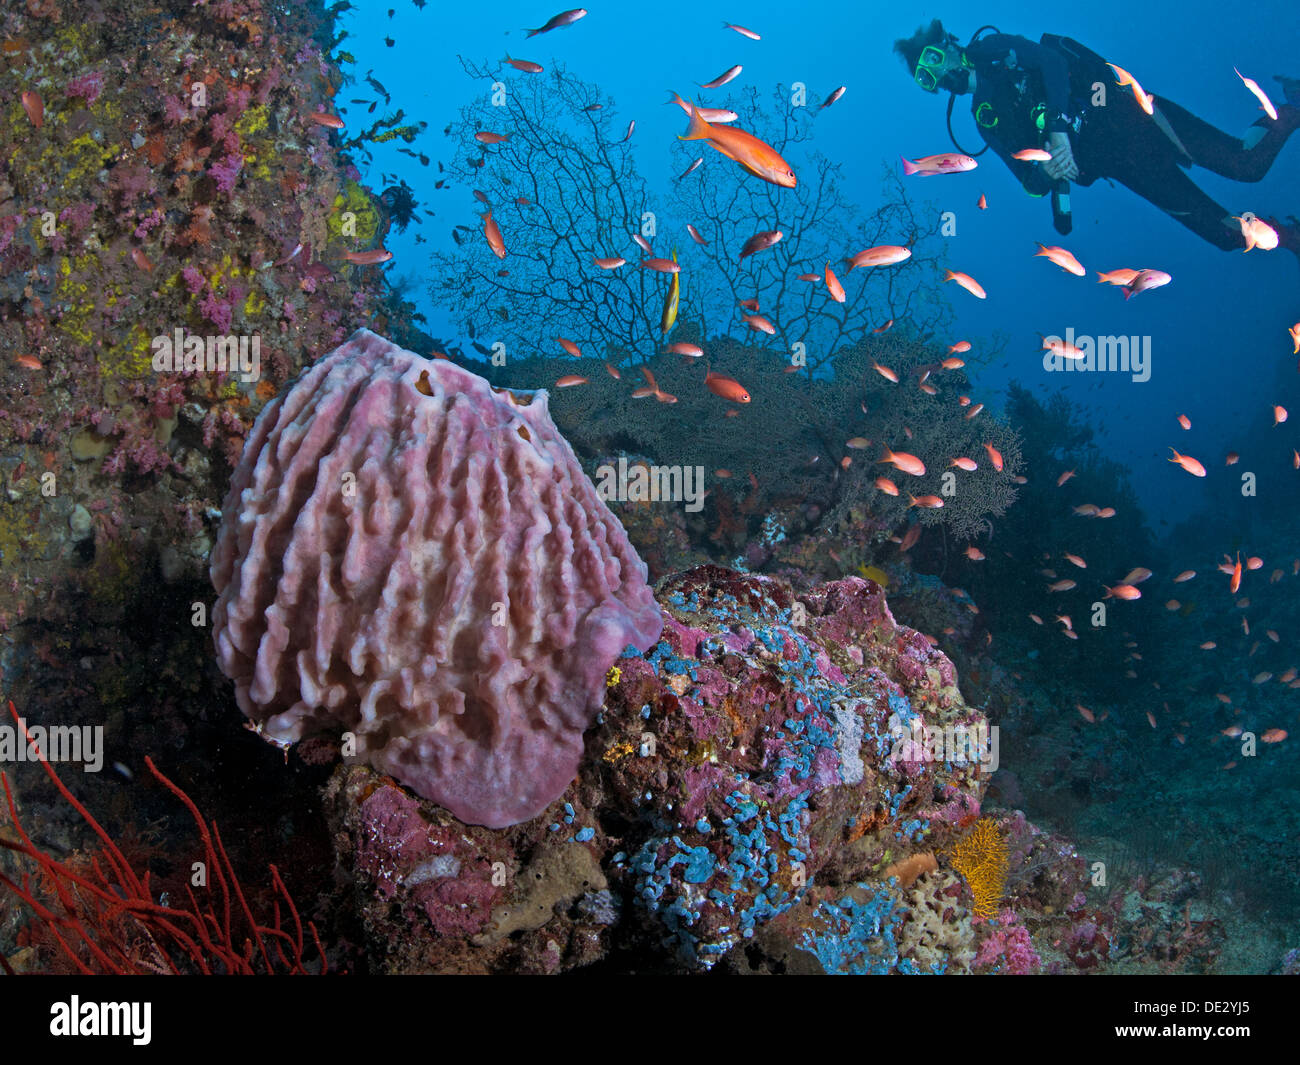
[{"left": 893, "top": 20, "right": 973, "bottom": 95}]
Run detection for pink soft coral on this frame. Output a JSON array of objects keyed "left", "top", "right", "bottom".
[{"left": 975, "top": 909, "right": 1041, "bottom": 974}]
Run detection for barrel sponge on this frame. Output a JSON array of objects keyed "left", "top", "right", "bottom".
[{"left": 210, "top": 329, "right": 663, "bottom": 828}]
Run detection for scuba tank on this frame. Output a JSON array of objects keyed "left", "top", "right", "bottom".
[
  {"left": 946, "top": 28, "right": 1078, "bottom": 234},
  {"left": 1035, "top": 34, "right": 1107, "bottom": 237}
]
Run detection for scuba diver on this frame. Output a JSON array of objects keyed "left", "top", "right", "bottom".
[{"left": 894, "top": 21, "right": 1300, "bottom": 259}]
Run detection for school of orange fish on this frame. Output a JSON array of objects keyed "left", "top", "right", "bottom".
[{"left": 278, "top": 11, "right": 1297, "bottom": 756}]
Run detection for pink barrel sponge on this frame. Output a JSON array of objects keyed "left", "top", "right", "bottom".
[{"left": 210, "top": 329, "right": 663, "bottom": 828}]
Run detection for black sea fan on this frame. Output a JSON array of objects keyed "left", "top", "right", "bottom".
[{"left": 380, "top": 180, "right": 422, "bottom": 232}]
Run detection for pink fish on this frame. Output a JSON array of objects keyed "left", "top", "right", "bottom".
[
  {"left": 847, "top": 245, "right": 911, "bottom": 270},
  {"left": 667, "top": 92, "right": 738, "bottom": 124},
  {"left": 1034, "top": 243, "right": 1085, "bottom": 276},
  {"left": 526, "top": 9, "right": 587, "bottom": 37},
  {"left": 900, "top": 152, "right": 977, "bottom": 176},
  {"left": 700, "top": 64, "right": 743, "bottom": 89},
  {"left": 1122, "top": 268, "right": 1171, "bottom": 299},
  {"left": 739, "top": 229, "right": 783, "bottom": 260},
  {"left": 1234, "top": 68, "right": 1278, "bottom": 121},
  {"left": 944, "top": 270, "right": 986, "bottom": 299}
]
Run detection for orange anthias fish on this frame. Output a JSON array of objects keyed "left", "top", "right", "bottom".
[
  {"left": 1229, "top": 552, "right": 1243, "bottom": 594},
  {"left": 983, "top": 442, "right": 1003, "bottom": 471},
  {"left": 593, "top": 256, "right": 625, "bottom": 269},
  {"left": 1034, "top": 243, "right": 1086, "bottom": 276},
  {"left": 1104, "top": 584, "right": 1142, "bottom": 600},
  {"left": 308, "top": 110, "right": 344, "bottom": 128},
  {"left": 824, "top": 263, "right": 845, "bottom": 302},
  {"left": 704, "top": 371, "right": 750, "bottom": 403},
  {"left": 482, "top": 211, "right": 506, "bottom": 258},
  {"left": 1168, "top": 447, "right": 1206, "bottom": 477},
  {"left": 875, "top": 477, "right": 900, "bottom": 496},
  {"left": 1012, "top": 148, "right": 1053, "bottom": 162},
  {"left": 1097, "top": 267, "right": 1140, "bottom": 286},
  {"left": 909, "top": 494, "right": 944, "bottom": 509},
  {"left": 1234, "top": 68, "right": 1278, "bottom": 122},
  {"left": 871, "top": 361, "right": 898, "bottom": 383},
  {"left": 556, "top": 337, "right": 581, "bottom": 357},
  {"left": 20, "top": 90, "right": 44, "bottom": 128},
  {"left": 504, "top": 55, "right": 544, "bottom": 73},
  {"left": 635, "top": 366, "right": 676, "bottom": 404},
  {"left": 1290, "top": 322, "right": 1300, "bottom": 355},
  {"left": 677, "top": 101, "right": 796, "bottom": 187},
  {"left": 846, "top": 245, "right": 911, "bottom": 270},
  {"left": 667, "top": 341, "right": 703, "bottom": 357},
  {"left": 879, "top": 448, "right": 925, "bottom": 477},
  {"left": 1040, "top": 334, "right": 1086, "bottom": 361},
  {"left": 1234, "top": 215, "right": 1278, "bottom": 251},
  {"left": 343, "top": 248, "right": 393, "bottom": 265},
  {"left": 555, "top": 374, "right": 588, "bottom": 387},
  {"left": 944, "top": 270, "right": 986, "bottom": 299},
  {"left": 1108, "top": 62, "right": 1154, "bottom": 115}
]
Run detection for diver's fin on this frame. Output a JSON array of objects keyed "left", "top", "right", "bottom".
[{"left": 1275, "top": 74, "right": 1300, "bottom": 107}]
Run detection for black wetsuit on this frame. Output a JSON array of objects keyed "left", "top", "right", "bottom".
[{"left": 964, "top": 32, "right": 1299, "bottom": 250}]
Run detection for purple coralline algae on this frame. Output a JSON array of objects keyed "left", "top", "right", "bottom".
[{"left": 324, "top": 565, "right": 1002, "bottom": 973}]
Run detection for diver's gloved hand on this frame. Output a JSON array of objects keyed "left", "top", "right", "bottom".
[{"left": 1043, "top": 131, "right": 1079, "bottom": 182}]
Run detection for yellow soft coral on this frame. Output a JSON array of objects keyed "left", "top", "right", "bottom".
[{"left": 946, "top": 818, "right": 1009, "bottom": 919}]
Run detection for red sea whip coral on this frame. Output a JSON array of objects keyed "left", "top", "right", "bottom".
[{"left": 210, "top": 330, "right": 663, "bottom": 828}]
